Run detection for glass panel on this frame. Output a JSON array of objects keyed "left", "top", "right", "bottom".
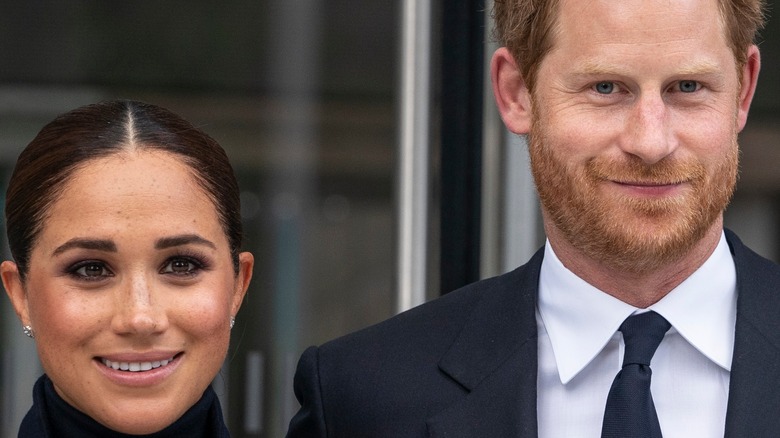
[{"left": 0, "top": 2, "right": 398, "bottom": 437}]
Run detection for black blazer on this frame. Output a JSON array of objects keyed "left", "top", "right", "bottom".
[{"left": 287, "top": 230, "right": 780, "bottom": 437}]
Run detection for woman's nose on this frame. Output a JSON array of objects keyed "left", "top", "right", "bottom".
[{"left": 110, "top": 274, "right": 168, "bottom": 336}]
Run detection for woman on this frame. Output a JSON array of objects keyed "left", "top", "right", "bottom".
[{"left": 1, "top": 100, "right": 254, "bottom": 436}]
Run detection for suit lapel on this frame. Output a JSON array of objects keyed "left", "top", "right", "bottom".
[
  {"left": 724, "top": 229, "right": 780, "bottom": 436},
  {"left": 423, "top": 230, "right": 780, "bottom": 436},
  {"left": 427, "top": 250, "right": 543, "bottom": 438}
]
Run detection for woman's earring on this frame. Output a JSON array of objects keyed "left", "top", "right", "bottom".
[
  {"left": 230, "top": 317, "right": 235, "bottom": 329},
  {"left": 22, "top": 325, "right": 34, "bottom": 339}
]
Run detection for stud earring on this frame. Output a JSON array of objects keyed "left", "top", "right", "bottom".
[
  {"left": 230, "top": 317, "right": 235, "bottom": 329},
  {"left": 22, "top": 325, "right": 34, "bottom": 339}
]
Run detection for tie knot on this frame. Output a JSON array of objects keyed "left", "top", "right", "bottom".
[{"left": 619, "top": 311, "right": 670, "bottom": 367}]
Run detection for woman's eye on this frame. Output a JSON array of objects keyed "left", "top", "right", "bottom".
[
  {"left": 161, "top": 258, "right": 200, "bottom": 275},
  {"left": 72, "top": 262, "right": 112, "bottom": 279},
  {"left": 677, "top": 80, "right": 700, "bottom": 93},
  {"left": 594, "top": 82, "right": 616, "bottom": 94}
]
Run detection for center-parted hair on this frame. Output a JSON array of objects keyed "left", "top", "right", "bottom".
[{"left": 5, "top": 100, "right": 243, "bottom": 278}]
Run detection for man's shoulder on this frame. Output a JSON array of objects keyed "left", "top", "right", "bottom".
[
  {"left": 287, "top": 258, "right": 542, "bottom": 436},
  {"left": 322, "top": 270, "right": 512, "bottom": 352},
  {"left": 316, "top": 251, "right": 542, "bottom": 365},
  {"left": 726, "top": 229, "right": 780, "bottom": 327},
  {"left": 726, "top": 228, "right": 780, "bottom": 279}
]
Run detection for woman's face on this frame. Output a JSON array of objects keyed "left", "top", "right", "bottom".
[{"left": 2, "top": 150, "right": 253, "bottom": 434}]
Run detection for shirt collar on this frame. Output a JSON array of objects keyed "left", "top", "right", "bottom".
[{"left": 537, "top": 232, "right": 737, "bottom": 384}]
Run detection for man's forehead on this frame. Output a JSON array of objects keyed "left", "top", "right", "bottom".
[
  {"left": 553, "top": 0, "right": 726, "bottom": 44},
  {"left": 543, "top": 0, "right": 731, "bottom": 66}
]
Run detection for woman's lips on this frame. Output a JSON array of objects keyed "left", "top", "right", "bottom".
[
  {"left": 100, "top": 357, "right": 175, "bottom": 372},
  {"left": 94, "top": 353, "right": 183, "bottom": 386}
]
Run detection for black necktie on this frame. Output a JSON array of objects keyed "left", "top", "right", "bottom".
[{"left": 601, "top": 311, "right": 671, "bottom": 438}]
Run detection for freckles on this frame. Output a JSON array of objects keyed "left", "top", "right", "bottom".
[
  {"left": 175, "top": 298, "right": 226, "bottom": 334},
  {"left": 48, "top": 293, "right": 107, "bottom": 327}
]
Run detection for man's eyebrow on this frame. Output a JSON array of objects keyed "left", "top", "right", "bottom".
[
  {"left": 155, "top": 234, "right": 217, "bottom": 250},
  {"left": 52, "top": 238, "right": 117, "bottom": 256},
  {"left": 673, "top": 60, "right": 722, "bottom": 76},
  {"left": 574, "top": 60, "right": 722, "bottom": 77}
]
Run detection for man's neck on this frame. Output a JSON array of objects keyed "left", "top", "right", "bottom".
[{"left": 546, "top": 221, "right": 724, "bottom": 308}]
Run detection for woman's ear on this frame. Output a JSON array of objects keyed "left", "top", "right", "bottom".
[
  {"left": 491, "top": 47, "right": 533, "bottom": 134},
  {"left": 231, "top": 252, "right": 254, "bottom": 316},
  {"left": 1, "top": 261, "right": 31, "bottom": 327}
]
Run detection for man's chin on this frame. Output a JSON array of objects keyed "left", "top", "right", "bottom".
[{"left": 562, "top": 208, "right": 712, "bottom": 274}]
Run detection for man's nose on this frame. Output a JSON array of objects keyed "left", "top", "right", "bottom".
[{"left": 619, "top": 94, "right": 678, "bottom": 164}]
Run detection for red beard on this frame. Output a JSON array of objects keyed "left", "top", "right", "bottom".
[{"left": 528, "top": 113, "right": 738, "bottom": 274}]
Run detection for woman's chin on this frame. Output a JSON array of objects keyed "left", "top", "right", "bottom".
[{"left": 95, "top": 408, "right": 185, "bottom": 435}]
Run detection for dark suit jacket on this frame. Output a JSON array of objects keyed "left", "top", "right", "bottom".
[{"left": 287, "top": 230, "right": 780, "bottom": 437}]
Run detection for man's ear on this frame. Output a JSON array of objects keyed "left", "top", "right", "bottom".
[
  {"left": 736, "top": 44, "right": 761, "bottom": 132},
  {"left": 1, "top": 261, "right": 31, "bottom": 327},
  {"left": 491, "top": 47, "right": 533, "bottom": 135}
]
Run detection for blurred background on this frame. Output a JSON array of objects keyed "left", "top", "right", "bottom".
[{"left": 1, "top": 1, "right": 778, "bottom": 437}]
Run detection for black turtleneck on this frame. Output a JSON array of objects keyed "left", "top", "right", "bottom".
[{"left": 18, "top": 375, "right": 230, "bottom": 438}]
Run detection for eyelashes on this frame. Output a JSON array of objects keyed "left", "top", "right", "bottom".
[
  {"left": 159, "top": 253, "right": 210, "bottom": 277},
  {"left": 64, "top": 251, "right": 212, "bottom": 282},
  {"left": 68, "top": 260, "right": 114, "bottom": 281}
]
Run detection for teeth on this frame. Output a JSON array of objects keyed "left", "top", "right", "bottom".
[{"left": 101, "top": 357, "right": 175, "bottom": 372}]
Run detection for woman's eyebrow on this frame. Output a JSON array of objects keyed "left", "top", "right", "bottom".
[
  {"left": 155, "top": 234, "right": 217, "bottom": 250},
  {"left": 50, "top": 235, "right": 217, "bottom": 256},
  {"left": 52, "top": 238, "right": 117, "bottom": 256}
]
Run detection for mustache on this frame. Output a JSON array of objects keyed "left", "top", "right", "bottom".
[{"left": 585, "top": 155, "right": 706, "bottom": 185}]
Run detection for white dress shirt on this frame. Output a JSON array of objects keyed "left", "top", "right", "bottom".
[{"left": 537, "top": 232, "right": 737, "bottom": 438}]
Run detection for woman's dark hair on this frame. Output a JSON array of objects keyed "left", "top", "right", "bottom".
[{"left": 6, "top": 100, "right": 243, "bottom": 278}]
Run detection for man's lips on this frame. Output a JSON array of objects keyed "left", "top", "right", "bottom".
[
  {"left": 612, "top": 178, "right": 686, "bottom": 186},
  {"left": 610, "top": 180, "right": 686, "bottom": 195}
]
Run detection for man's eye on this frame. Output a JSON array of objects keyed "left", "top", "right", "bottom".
[
  {"left": 678, "top": 80, "right": 700, "bottom": 93},
  {"left": 594, "top": 82, "right": 616, "bottom": 94}
]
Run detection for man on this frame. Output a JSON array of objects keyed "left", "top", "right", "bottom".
[{"left": 287, "top": 0, "right": 776, "bottom": 436}]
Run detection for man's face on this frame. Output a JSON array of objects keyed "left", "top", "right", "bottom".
[{"left": 529, "top": 0, "right": 751, "bottom": 273}]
